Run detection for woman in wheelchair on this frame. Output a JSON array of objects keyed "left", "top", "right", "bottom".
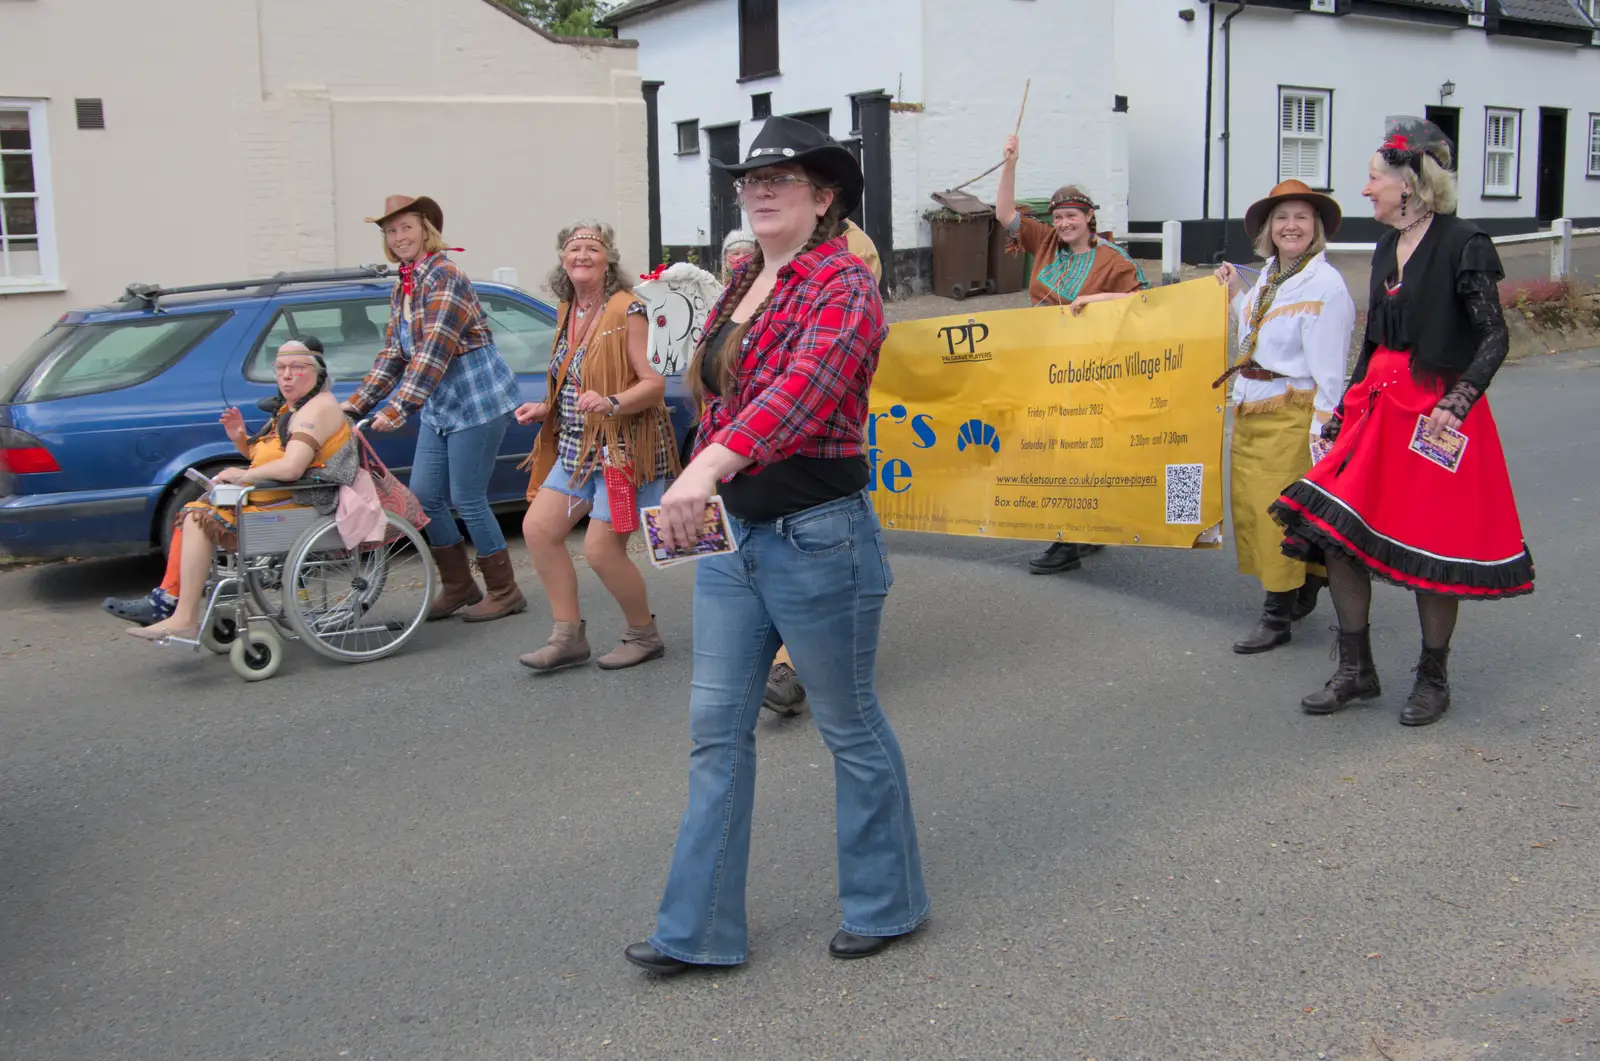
[{"left": 110, "top": 339, "right": 360, "bottom": 641}]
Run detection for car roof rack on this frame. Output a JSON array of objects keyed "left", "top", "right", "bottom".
[{"left": 118, "top": 264, "right": 393, "bottom": 309}]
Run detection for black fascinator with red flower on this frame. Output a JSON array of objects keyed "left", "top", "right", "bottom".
[{"left": 1379, "top": 115, "right": 1453, "bottom": 174}]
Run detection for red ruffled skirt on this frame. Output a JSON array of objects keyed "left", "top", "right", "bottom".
[{"left": 1269, "top": 348, "right": 1534, "bottom": 599}]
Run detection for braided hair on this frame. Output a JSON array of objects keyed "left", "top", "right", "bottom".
[
  {"left": 253, "top": 336, "right": 330, "bottom": 445},
  {"left": 686, "top": 187, "right": 849, "bottom": 407}
]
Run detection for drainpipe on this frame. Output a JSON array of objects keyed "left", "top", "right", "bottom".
[
  {"left": 1202, "top": 0, "right": 1216, "bottom": 220},
  {"left": 1216, "top": 0, "right": 1246, "bottom": 263}
]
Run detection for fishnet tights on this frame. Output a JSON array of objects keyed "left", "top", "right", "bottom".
[{"left": 1324, "top": 550, "right": 1458, "bottom": 649}]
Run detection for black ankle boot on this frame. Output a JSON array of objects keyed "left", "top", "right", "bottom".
[
  {"left": 1029, "top": 542, "right": 1082, "bottom": 574},
  {"left": 1400, "top": 645, "right": 1451, "bottom": 726},
  {"left": 1301, "top": 628, "right": 1381, "bottom": 714},
  {"left": 1291, "top": 575, "right": 1326, "bottom": 622},
  {"left": 1233, "top": 590, "right": 1296, "bottom": 654}
]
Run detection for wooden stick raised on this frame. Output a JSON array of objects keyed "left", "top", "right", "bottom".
[{"left": 950, "top": 79, "right": 1031, "bottom": 193}]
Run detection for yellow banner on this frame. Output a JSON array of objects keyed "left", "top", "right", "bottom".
[{"left": 867, "top": 278, "right": 1228, "bottom": 548}]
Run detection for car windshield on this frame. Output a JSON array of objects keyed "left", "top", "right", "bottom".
[{"left": 3, "top": 313, "right": 227, "bottom": 403}]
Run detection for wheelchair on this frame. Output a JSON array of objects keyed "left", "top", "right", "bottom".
[{"left": 163, "top": 477, "right": 435, "bottom": 681}]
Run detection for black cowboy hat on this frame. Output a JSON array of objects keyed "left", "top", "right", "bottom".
[{"left": 711, "top": 115, "right": 864, "bottom": 218}]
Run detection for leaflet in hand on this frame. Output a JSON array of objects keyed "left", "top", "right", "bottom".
[
  {"left": 641, "top": 496, "right": 738, "bottom": 569},
  {"left": 1309, "top": 437, "right": 1333, "bottom": 466},
  {"left": 1408, "top": 414, "right": 1469, "bottom": 473}
]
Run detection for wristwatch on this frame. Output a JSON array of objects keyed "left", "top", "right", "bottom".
[{"left": 606, "top": 396, "right": 621, "bottom": 416}]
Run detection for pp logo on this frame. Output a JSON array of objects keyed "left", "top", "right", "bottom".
[{"left": 956, "top": 418, "right": 1000, "bottom": 454}]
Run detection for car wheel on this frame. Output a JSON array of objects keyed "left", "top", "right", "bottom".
[{"left": 158, "top": 463, "right": 242, "bottom": 552}]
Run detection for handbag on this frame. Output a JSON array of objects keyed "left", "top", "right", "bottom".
[
  {"left": 602, "top": 446, "right": 639, "bottom": 533},
  {"left": 354, "top": 430, "right": 430, "bottom": 539}
]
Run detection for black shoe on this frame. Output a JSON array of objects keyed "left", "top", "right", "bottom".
[
  {"left": 1400, "top": 645, "right": 1451, "bottom": 726},
  {"left": 623, "top": 942, "right": 694, "bottom": 976},
  {"left": 1301, "top": 628, "right": 1381, "bottom": 714},
  {"left": 1028, "top": 542, "right": 1082, "bottom": 574},
  {"left": 829, "top": 929, "right": 911, "bottom": 960},
  {"left": 101, "top": 592, "right": 175, "bottom": 627},
  {"left": 1232, "top": 590, "right": 1296, "bottom": 654},
  {"left": 1291, "top": 575, "right": 1326, "bottom": 622}
]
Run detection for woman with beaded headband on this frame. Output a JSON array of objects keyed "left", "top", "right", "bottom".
[
  {"left": 625, "top": 116, "right": 928, "bottom": 975},
  {"left": 115, "top": 338, "right": 360, "bottom": 641},
  {"left": 1213, "top": 179, "right": 1357, "bottom": 655},
  {"left": 514, "top": 221, "right": 680, "bottom": 672},
  {"left": 1269, "top": 117, "right": 1534, "bottom": 727},
  {"left": 345, "top": 195, "right": 527, "bottom": 624},
  {"left": 995, "top": 131, "right": 1150, "bottom": 575}
]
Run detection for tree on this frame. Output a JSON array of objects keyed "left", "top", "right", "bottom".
[{"left": 493, "top": 0, "right": 616, "bottom": 38}]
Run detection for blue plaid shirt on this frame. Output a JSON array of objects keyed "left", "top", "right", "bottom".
[{"left": 396, "top": 316, "right": 519, "bottom": 433}]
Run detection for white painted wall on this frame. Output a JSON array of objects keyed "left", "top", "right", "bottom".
[
  {"left": 1121, "top": 1, "right": 1600, "bottom": 226},
  {"left": 909, "top": 0, "right": 1124, "bottom": 247},
  {"left": 620, "top": 0, "right": 1126, "bottom": 260},
  {"left": 0, "top": 0, "right": 647, "bottom": 360},
  {"left": 622, "top": 0, "right": 924, "bottom": 249}
]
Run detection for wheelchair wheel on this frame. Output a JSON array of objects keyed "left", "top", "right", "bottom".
[
  {"left": 229, "top": 624, "right": 284, "bottom": 681},
  {"left": 281, "top": 514, "right": 434, "bottom": 663},
  {"left": 199, "top": 613, "right": 239, "bottom": 655}
]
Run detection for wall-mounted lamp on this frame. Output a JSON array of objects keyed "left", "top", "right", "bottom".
[
  {"left": 1439, "top": 80, "right": 1456, "bottom": 105},
  {"left": 1179, "top": 7, "right": 1197, "bottom": 21}
]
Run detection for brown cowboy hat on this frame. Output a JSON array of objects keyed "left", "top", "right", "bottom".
[
  {"left": 364, "top": 194, "right": 444, "bottom": 233},
  {"left": 1244, "top": 180, "right": 1341, "bottom": 240}
]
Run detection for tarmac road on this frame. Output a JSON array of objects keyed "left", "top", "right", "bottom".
[{"left": 1, "top": 351, "right": 1596, "bottom": 1061}]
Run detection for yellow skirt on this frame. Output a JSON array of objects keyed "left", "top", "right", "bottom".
[{"left": 1230, "top": 393, "right": 1324, "bottom": 593}]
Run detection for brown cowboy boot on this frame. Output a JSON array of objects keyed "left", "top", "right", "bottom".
[
  {"left": 596, "top": 616, "right": 666, "bottom": 670},
  {"left": 427, "top": 542, "right": 484, "bottom": 621},
  {"left": 519, "top": 620, "right": 591, "bottom": 672},
  {"left": 460, "top": 549, "right": 528, "bottom": 623}
]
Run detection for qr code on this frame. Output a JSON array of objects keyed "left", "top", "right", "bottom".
[{"left": 1165, "top": 463, "right": 1203, "bottom": 524}]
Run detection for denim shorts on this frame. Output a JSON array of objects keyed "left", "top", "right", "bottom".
[{"left": 540, "top": 460, "right": 668, "bottom": 525}]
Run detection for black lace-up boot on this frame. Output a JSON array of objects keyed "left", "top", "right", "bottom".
[
  {"left": 1301, "top": 628, "right": 1381, "bottom": 714},
  {"left": 1399, "top": 645, "right": 1451, "bottom": 726}
]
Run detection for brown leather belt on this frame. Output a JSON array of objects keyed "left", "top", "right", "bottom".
[{"left": 1211, "top": 360, "right": 1287, "bottom": 389}]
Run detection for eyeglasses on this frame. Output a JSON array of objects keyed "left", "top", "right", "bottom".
[
  {"left": 733, "top": 174, "right": 812, "bottom": 198},
  {"left": 274, "top": 362, "right": 316, "bottom": 378}
]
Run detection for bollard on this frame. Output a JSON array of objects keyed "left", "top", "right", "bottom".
[
  {"left": 1550, "top": 218, "right": 1572, "bottom": 282},
  {"left": 1162, "top": 220, "right": 1182, "bottom": 286},
  {"left": 492, "top": 266, "right": 520, "bottom": 287}
]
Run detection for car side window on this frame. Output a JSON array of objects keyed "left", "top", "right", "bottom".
[
  {"left": 245, "top": 299, "right": 391, "bottom": 382},
  {"left": 480, "top": 294, "right": 556, "bottom": 376}
]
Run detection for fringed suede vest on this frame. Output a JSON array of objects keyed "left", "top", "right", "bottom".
[{"left": 521, "top": 290, "right": 681, "bottom": 501}]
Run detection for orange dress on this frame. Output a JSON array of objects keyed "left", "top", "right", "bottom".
[{"left": 184, "top": 422, "right": 354, "bottom": 546}]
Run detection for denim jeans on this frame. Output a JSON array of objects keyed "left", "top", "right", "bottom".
[
  {"left": 408, "top": 413, "right": 509, "bottom": 556},
  {"left": 649, "top": 490, "right": 929, "bottom": 965}
]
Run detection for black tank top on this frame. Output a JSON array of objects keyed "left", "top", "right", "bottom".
[{"left": 701, "top": 320, "right": 868, "bottom": 522}]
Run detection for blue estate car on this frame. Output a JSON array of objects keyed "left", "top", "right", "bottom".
[{"left": 0, "top": 266, "right": 697, "bottom": 560}]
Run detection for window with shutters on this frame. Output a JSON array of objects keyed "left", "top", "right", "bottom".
[
  {"left": 0, "top": 99, "right": 60, "bottom": 291},
  {"left": 1484, "top": 108, "right": 1520, "bottom": 197},
  {"left": 1587, "top": 114, "right": 1600, "bottom": 179},
  {"left": 1278, "top": 88, "right": 1331, "bottom": 190},
  {"left": 738, "top": 0, "right": 780, "bottom": 81}
]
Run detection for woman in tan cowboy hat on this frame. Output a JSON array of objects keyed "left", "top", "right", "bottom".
[
  {"left": 514, "top": 221, "right": 679, "bottom": 673},
  {"left": 1213, "top": 179, "right": 1356, "bottom": 654},
  {"left": 344, "top": 195, "right": 527, "bottom": 623},
  {"left": 995, "top": 131, "right": 1150, "bottom": 576}
]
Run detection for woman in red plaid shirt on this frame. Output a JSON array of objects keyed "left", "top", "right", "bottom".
[{"left": 625, "top": 117, "right": 928, "bottom": 975}]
